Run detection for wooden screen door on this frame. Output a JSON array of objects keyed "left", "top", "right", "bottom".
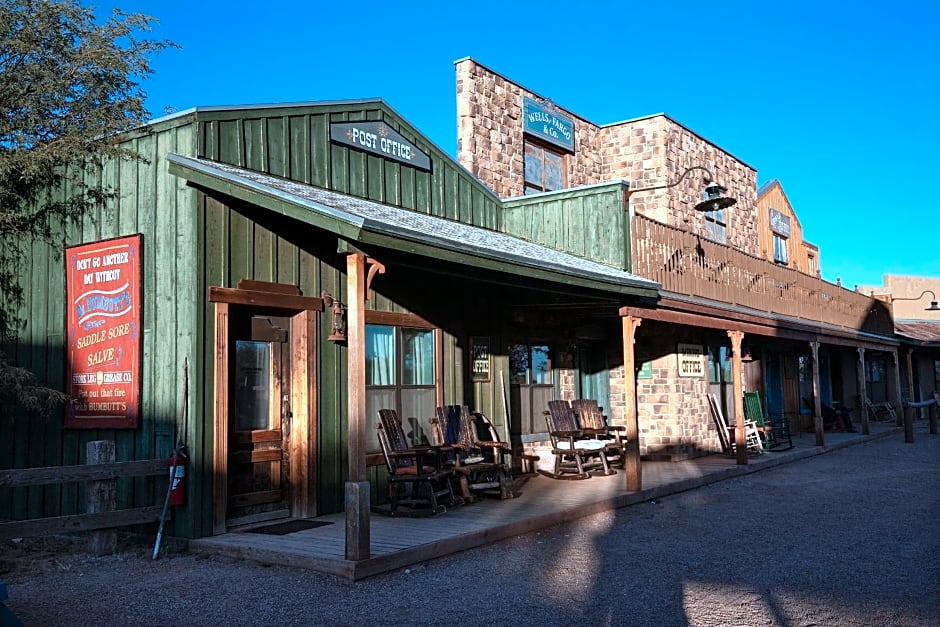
[{"left": 228, "top": 314, "right": 292, "bottom": 526}]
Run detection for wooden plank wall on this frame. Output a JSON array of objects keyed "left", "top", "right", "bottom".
[
  {"left": 1, "top": 117, "right": 199, "bottom": 533},
  {"left": 194, "top": 102, "right": 508, "bottom": 518},
  {"left": 502, "top": 182, "right": 628, "bottom": 270}
]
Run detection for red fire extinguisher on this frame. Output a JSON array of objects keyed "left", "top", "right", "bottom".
[{"left": 168, "top": 447, "right": 187, "bottom": 507}]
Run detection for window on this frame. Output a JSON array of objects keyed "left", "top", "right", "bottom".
[
  {"left": 773, "top": 234, "right": 788, "bottom": 265},
  {"left": 509, "top": 344, "right": 552, "bottom": 384},
  {"left": 524, "top": 142, "right": 564, "bottom": 194},
  {"left": 707, "top": 345, "right": 733, "bottom": 384},
  {"left": 934, "top": 360, "right": 940, "bottom": 390},
  {"left": 798, "top": 355, "right": 811, "bottom": 382},
  {"left": 704, "top": 207, "right": 727, "bottom": 244},
  {"left": 807, "top": 253, "right": 818, "bottom": 277},
  {"left": 365, "top": 325, "right": 436, "bottom": 450}
]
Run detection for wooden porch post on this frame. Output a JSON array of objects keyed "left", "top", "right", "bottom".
[
  {"left": 857, "top": 347, "right": 869, "bottom": 435},
  {"left": 904, "top": 348, "right": 915, "bottom": 443},
  {"left": 727, "top": 330, "right": 747, "bottom": 466},
  {"left": 810, "top": 341, "right": 824, "bottom": 447},
  {"left": 345, "top": 252, "right": 370, "bottom": 561},
  {"left": 621, "top": 315, "right": 642, "bottom": 491},
  {"left": 891, "top": 350, "right": 905, "bottom": 429}
]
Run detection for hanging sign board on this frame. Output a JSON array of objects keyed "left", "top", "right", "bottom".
[
  {"left": 65, "top": 234, "right": 143, "bottom": 429},
  {"left": 769, "top": 209, "right": 791, "bottom": 237},
  {"left": 522, "top": 96, "right": 575, "bottom": 152},
  {"left": 677, "top": 343, "right": 705, "bottom": 378},
  {"left": 330, "top": 120, "right": 431, "bottom": 171},
  {"left": 470, "top": 336, "right": 491, "bottom": 382}
]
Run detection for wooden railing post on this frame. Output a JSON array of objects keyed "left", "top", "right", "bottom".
[{"left": 86, "top": 440, "right": 116, "bottom": 555}]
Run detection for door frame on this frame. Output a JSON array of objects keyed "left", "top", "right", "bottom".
[{"left": 209, "top": 280, "right": 323, "bottom": 534}]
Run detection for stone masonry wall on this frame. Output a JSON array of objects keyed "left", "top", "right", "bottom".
[
  {"left": 456, "top": 58, "right": 751, "bottom": 460},
  {"left": 456, "top": 58, "right": 604, "bottom": 198}
]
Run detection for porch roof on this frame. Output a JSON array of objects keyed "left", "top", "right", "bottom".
[
  {"left": 167, "top": 155, "right": 660, "bottom": 299},
  {"left": 895, "top": 320, "right": 940, "bottom": 347}
]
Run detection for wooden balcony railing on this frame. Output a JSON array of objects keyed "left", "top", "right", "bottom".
[{"left": 630, "top": 214, "right": 894, "bottom": 336}]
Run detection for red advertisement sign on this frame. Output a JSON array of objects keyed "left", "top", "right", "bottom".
[{"left": 65, "top": 234, "right": 142, "bottom": 428}]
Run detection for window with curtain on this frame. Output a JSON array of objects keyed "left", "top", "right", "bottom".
[
  {"left": 773, "top": 234, "right": 788, "bottom": 265},
  {"left": 366, "top": 324, "right": 436, "bottom": 450}
]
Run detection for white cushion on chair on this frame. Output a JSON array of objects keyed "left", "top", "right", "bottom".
[
  {"left": 556, "top": 439, "right": 606, "bottom": 452},
  {"left": 463, "top": 456, "right": 485, "bottom": 464}
]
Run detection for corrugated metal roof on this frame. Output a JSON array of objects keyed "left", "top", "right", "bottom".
[
  {"left": 167, "top": 155, "right": 660, "bottom": 298},
  {"left": 895, "top": 320, "right": 940, "bottom": 345}
]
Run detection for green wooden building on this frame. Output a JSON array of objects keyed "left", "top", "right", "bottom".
[{"left": 1, "top": 100, "right": 659, "bottom": 544}]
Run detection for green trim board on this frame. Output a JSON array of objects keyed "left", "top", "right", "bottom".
[{"left": 167, "top": 155, "right": 660, "bottom": 299}]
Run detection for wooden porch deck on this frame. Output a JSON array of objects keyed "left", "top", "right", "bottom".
[{"left": 189, "top": 424, "right": 900, "bottom": 580}]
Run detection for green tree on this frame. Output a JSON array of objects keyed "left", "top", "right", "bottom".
[{"left": 0, "top": 0, "right": 174, "bottom": 415}]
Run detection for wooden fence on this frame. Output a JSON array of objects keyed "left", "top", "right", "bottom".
[
  {"left": 630, "top": 214, "right": 894, "bottom": 335},
  {"left": 0, "top": 441, "right": 169, "bottom": 543}
]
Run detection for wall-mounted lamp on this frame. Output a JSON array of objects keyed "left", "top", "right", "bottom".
[
  {"left": 628, "top": 166, "right": 737, "bottom": 212},
  {"left": 320, "top": 291, "right": 348, "bottom": 343},
  {"left": 741, "top": 347, "right": 755, "bottom": 363},
  {"left": 891, "top": 290, "right": 940, "bottom": 311}
]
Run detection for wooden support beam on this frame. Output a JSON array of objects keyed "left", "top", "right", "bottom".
[
  {"left": 810, "top": 341, "right": 824, "bottom": 447},
  {"left": 622, "top": 315, "right": 642, "bottom": 490},
  {"left": 857, "top": 347, "right": 870, "bottom": 435},
  {"left": 727, "top": 330, "right": 747, "bottom": 466},
  {"left": 345, "top": 252, "right": 370, "bottom": 561},
  {"left": 904, "top": 348, "right": 915, "bottom": 443}
]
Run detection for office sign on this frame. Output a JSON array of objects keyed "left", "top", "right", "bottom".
[
  {"left": 65, "top": 234, "right": 142, "bottom": 428},
  {"left": 677, "top": 343, "right": 705, "bottom": 378},
  {"left": 330, "top": 121, "right": 431, "bottom": 171},
  {"left": 470, "top": 336, "right": 491, "bottom": 382},
  {"left": 522, "top": 97, "right": 575, "bottom": 151}
]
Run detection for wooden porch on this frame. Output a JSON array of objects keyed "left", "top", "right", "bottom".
[{"left": 189, "top": 424, "right": 899, "bottom": 580}]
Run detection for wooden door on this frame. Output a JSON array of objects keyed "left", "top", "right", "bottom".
[{"left": 228, "top": 315, "right": 292, "bottom": 526}]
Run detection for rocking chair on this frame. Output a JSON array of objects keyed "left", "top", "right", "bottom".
[
  {"left": 708, "top": 393, "right": 763, "bottom": 455},
  {"left": 539, "top": 400, "right": 614, "bottom": 480},
  {"left": 743, "top": 391, "right": 793, "bottom": 451},
  {"left": 570, "top": 398, "right": 627, "bottom": 468},
  {"left": 375, "top": 409, "right": 460, "bottom": 516},
  {"left": 430, "top": 405, "right": 513, "bottom": 501}
]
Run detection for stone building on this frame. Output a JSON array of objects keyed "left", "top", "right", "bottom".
[{"left": 454, "top": 57, "right": 901, "bottom": 462}]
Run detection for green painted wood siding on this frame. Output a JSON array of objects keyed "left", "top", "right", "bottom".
[
  {"left": 503, "top": 182, "right": 631, "bottom": 271},
  {"left": 193, "top": 101, "right": 503, "bottom": 231},
  {"left": 0, "top": 118, "right": 201, "bottom": 535}
]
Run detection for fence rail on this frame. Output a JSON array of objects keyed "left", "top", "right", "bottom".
[
  {"left": 0, "top": 448, "right": 169, "bottom": 542},
  {"left": 630, "top": 214, "right": 894, "bottom": 335}
]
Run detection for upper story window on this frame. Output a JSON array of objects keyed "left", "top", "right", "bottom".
[
  {"left": 807, "top": 253, "right": 818, "bottom": 277},
  {"left": 704, "top": 208, "right": 727, "bottom": 244},
  {"left": 773, "top": 234, "right": 789, "bottom": 265},
  {"left": 524, "top": 142, "right": 564, "bottom": 194}
]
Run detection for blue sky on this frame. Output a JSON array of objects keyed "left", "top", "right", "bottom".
[{"left": 119, "top": 0, "right": 938, "bottom": 289}]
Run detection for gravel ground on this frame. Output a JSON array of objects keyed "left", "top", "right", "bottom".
[{"left": 2, "top": 429, "right": 938, "bottom": 627}]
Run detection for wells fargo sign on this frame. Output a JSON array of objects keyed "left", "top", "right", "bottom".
[{"left": 65, "top": 234, "right": 142, "bottom": 428}]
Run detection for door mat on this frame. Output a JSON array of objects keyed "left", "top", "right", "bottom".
[{"left": 245, "top": 520, "right": 333, "bottom": 535}]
